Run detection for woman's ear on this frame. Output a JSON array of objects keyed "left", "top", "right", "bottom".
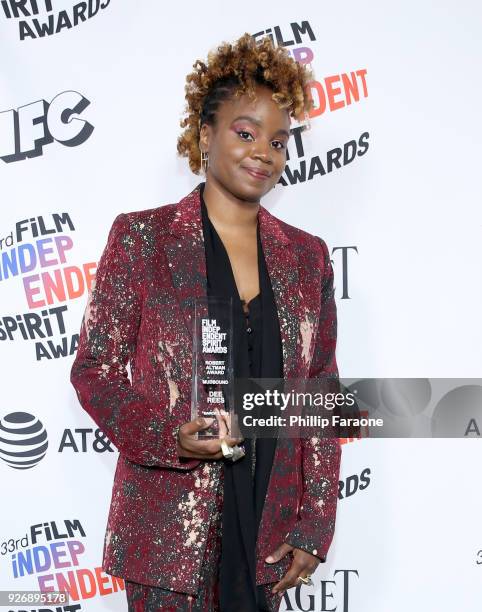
[{"left": 199, "top": 123, "right": 210, "bottom": 154}]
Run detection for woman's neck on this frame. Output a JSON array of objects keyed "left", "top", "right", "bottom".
[{"left": 202, "top": 177, "right": 259, "bottom": 235}]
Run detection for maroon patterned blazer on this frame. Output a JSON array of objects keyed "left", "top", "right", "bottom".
[{"left": 70, "top": 182, "right": 341, "bottom": 595}]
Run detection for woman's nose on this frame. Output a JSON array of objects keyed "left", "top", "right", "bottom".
[{"left": 251, "top": 139, "right": 273, "bottom": 163}]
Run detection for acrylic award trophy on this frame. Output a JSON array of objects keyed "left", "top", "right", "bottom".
[{"left": 191, "top": 296, "right": 240, "bottom": 440}]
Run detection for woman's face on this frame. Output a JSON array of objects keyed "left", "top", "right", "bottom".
[{"left": 200, "top": 84, "right": 291, "bottom": 203}]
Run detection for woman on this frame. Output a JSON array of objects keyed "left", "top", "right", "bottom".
[{"left": 70, "top": 33, "right": 341, "bottom": 611}]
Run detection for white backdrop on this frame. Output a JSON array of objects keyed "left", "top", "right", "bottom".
[{"left": 1, "top": 1, "right": 482, "bottom": 610}]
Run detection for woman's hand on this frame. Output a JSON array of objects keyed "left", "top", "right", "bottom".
[
  {"left": 265, "top": 543, "right": 320, "bottom": 596},
  {"left": 176, "top": 408, "right": 243, "bottom": 460}
]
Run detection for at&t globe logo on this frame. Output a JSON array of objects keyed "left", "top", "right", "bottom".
[{"left": 0, "top": 412, "right": 48, "bottom": 469}]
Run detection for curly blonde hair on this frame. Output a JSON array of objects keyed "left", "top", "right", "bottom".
[{"left": 177, "top": 32, "right": 314, "bottom": 174}]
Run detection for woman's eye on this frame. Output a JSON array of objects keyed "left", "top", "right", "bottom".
[
  {"left": 236, "top": 131, "right": 285, "bottom": 149},
  {"left": 237, "top": 130, "right": 254, "bottom": 141}
]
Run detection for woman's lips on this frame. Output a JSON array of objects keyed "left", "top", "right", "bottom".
[{"left": 242, "top": 167, "right": 271, "bottom": 180}]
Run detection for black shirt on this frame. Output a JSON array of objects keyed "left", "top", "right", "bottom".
[{"left": 200, "top": 183, "right": 284, "bottom": 611}]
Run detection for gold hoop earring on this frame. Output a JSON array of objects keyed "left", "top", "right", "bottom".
[
  {"left": 300, "top": 110, "right": 311, "bottom": 132},
  {"left": 201, "top": 150, "right": 209, "bottom": 175}
]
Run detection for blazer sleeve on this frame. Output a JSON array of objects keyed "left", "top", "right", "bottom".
[
  {"left": 285, "top": 237, "right": 341, "bottom": 561},
  {"left": 70, "top": 213, "right": 201, "bottom": 471}
]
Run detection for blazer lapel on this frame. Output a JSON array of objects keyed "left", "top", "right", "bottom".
[
  {"left": 257, "top": 206, "right": 301, "bottom": 380},
  {"left": 163, "top": 184, "right": 209, "bottom": 347}
]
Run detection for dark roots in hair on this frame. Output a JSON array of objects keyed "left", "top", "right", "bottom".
[{"left": 177, "top": 32, "right": 314, "bottom": 174}]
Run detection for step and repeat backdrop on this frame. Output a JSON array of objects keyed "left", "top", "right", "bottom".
[{"left": 1, "top": 1, "right": 481, "bottom": 610}]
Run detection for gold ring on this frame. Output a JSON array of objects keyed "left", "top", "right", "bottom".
[
  {"left": 297, "top": 574, "right": 313, "bottom": 586},
  {"left": 220, "top": 439, "right": 234, "bottom": 458},
  {"left": 229, "top": 444, "right": 245, "bottom": 462}
]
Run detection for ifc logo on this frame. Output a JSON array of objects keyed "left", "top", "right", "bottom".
[{"left": 0, "top": 412, "right": 48, "bottom": 469}]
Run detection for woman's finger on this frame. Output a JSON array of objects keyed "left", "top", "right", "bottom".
[
  {"left": 180, "top": 416, "right": 215, "bottom": 437},
  {"left": 271, "top": 566, "right": 301, "bottom": 594},
  {"left": 219, "top": 408, "right": 231, "bottom": 435},
  {"left": 177, "top": 417, "right": 230, "bottom": 458},
  {"left": 177, "top": 415, "right": 244, "bottom": 459},
  {"left": 214, "top": 407, "right": 229, "bottom": 438},
  {"left": 271, "top": 557, "right": 312, "bottom": 594}
]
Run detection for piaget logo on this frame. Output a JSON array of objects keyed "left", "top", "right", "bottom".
[{"left": 281, "top": 569, "right": 359, "bottom": 611}]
